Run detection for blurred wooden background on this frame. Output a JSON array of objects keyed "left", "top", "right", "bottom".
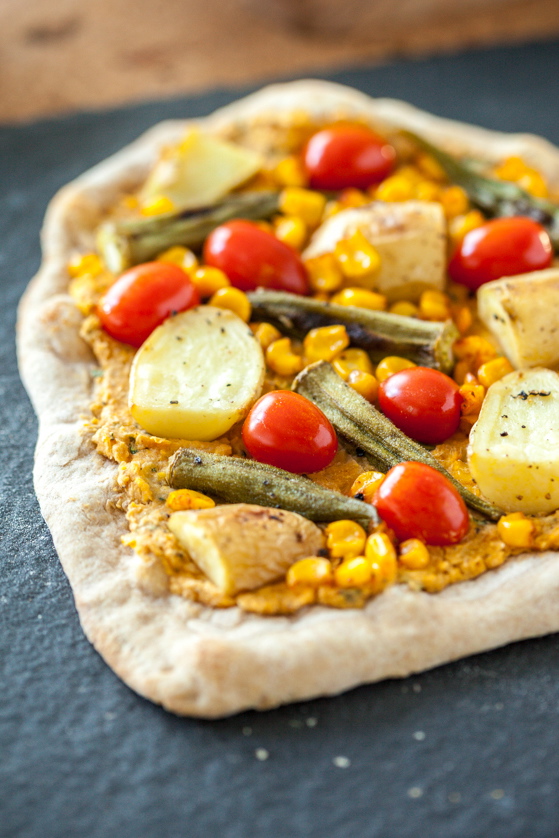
[{"left": 1, "top": 0, "right": 559, "bottom": 122}]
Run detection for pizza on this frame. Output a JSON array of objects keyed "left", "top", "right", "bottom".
[{"left": 17, "top": 80, "right": 559, "bottom": 718}]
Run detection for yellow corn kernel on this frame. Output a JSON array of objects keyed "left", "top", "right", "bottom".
[
  {"left": 273, "top": 155, "right": 308, "bottom": 188},
  {"left": 326, "top": 519, "right": 367, "bottom": 560},
  {"left": 334, "top": 230, "right": 381, "bottom": 284},
  {"left": 439, "top": 185, "right": 470, "bottom": 219},
  {"left": 477, "top": 356, "right": 514, "bottom": 388},
  {"left": 456, "top": 368, "right": 482, "bottom": 389},
  {"left": 365, "top": 532, "right": 398, "bottom": 590},
  {"left": 459, "top": 381, "right": 486, "bottom": 416},
  {"left": 347, "top": 370, "right": 379, "bottom": 402},
  {"left": 497, "top": 512, "right": 534, "bottom": 549},
  {"left": 332, "top": 348, "right": 374, "bottom": 380},
  {"left": 303, "top": 325, "right": 350, "bottom": 364},
  {"left": 166, "top": 489, "right": 215, "bottom": 511},
  {"left": 209, "top": 287, "right": 251, "bottom": 322},
  {"left": 452, "top": 305, "right": 473, "bottom": 335},
  {"left": 286, "top": 557, "right": 333, "bottom": 588},
  {"left": 279, "top": 187, "right": 327, "bottom": 227},
  {"left": 419, "top": 289, "right": 451, "bottom": 321},
  {"left": 305, "top": 253, "right": 344, "bottom": 293},
  {"left": 463, "top": 370, "right": 479, "bottom": 384},
  {"left": 493, "top": 155, "right": 528, "bottom": 181},
  {"left": 415, "top": 180, "right": 441, "bottom": 202},
  {"left": 330, "top": 287, "right": 387, "bottom": 311},
  {"left": 449, "top": 210, "right": 486, "bottom": 245},
  {"left": 389, "top": 300, "right": 419, "bottom": 318},
  {"left": 398, "top": 538, "right": 431, "bottom": 570},
  {"left": 518, "top": 170, "right": 548, "bottom": 198},
  {"left": 335, "top": 556, "right": 372, "bottom": 588},
  {"left": 266, "top": 337, "right": 304, "bottom": 376},
  {"left": 158, "top": 246, "right": 198, "bottom": 272},
  {"left": 339, "top": 188, "right": 369, "bottom": 208},
  {"left": 494, "top": 156, "right": 547, "bottom": 193},
  {"left": 393, "top": 165, "right": 424, "bottom": 185},
  {"left": 68, "top": 252, "right": 103, "bottom": 278},
  {"left": 274, "top": 215, "right": 307, "bottom": 250},
  {"left": 251, "top": 321, "right": 283, "bottom": 350},
  {"left": 375, "top": 175, "right": 415, "bottom": 202},
  {"left": 375, "top": 356, "right": 416, "bottom": 382},
  {"left": 350, "top": 470, "right": 385, "bottom": 504},
  {"left": 454, "top": 335, "right": 497, "bottom": 367},
  {"left": 190, "top": 266, "right": 230, "bottom": 298},
  {"left": 415, "top": 152, "right": 447, "bottom": 182},
  {"left": 140, "top": 195, "right": 176, "bottom": 216},
  {"left": 365, "top": 531, "right": 396, "bottom": 563}
]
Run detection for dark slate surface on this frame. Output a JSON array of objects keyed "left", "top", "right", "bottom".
[{"left": 3, "top": 40, "right": 559, "bottom": 838}]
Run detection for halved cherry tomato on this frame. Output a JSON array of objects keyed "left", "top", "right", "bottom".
[
  {"left": 203, "top": 220, "right": 309, "bottom": 295},
  {"left": 303, "top": 125, "right": 396, "bottom": 191},
  {"left": 242, "top": 390, "right": 337, "bottom": 473},
  {"left": 378, "top": 367, "right": 462, "bottom": 444},
  {"left": 98, "top": 261, "right": 199, "bottom": 347},
  {"left": 373, "top": 462, "right": 469, "bottom": 546},
  {"left": 448, "top": 216, "right": 553, "bottom": 291}
]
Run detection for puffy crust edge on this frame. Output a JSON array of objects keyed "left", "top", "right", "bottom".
[{"left": 17, "top": 79, "right": 559, "bottom": 717}]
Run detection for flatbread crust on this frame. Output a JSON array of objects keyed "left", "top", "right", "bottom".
[{"left": 17, "top": 80, "right": 559, "bottom": 718}]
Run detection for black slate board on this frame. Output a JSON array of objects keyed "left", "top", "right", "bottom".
[{"left": 3, "top": 40, "right": 559, "bottom": 838}]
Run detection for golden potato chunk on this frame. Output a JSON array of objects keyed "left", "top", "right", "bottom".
[{"left": 168, "top": 503, "right": 325, "bottom": 595}]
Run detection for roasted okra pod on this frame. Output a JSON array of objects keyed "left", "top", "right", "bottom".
[
  {"left": 169, "top": 447, "right": 379, "bottom": 528},
  {"left": 247, "top": 289, "right": 458, "bottom": 373}
]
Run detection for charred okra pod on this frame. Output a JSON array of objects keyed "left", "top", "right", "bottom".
[
  {"left": 404, "top": 131, "right": 559, "bottom": 251},
  {"left": 168, "top": 448, "right": 379, "bottom": 528},
  {"left": 97, "top": 191, "right": 281, "bottom": 273},
  {"left": 293, "top": 362, "right": 502, "bottom": 522},
  {"left": 247, "top": 289, "right": 458, "bottom": 373}
]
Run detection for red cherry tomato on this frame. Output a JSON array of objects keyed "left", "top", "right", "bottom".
[
  {"left": 448, "top": 216, "right": 553, "bottom": 290},
  {"left": 303, "top": 125, "right": 396, "bottom": 191},
  {"left": 98, "top": 262, "right": 199, "bottom": 347},
  {"left": 242, "top": 390, "right": 337, "bottom": 474},
  {"left": 378, "top": 367, "right": 462, "bottom": 445},
  {"left": 374, "top": 462, "right": 469, "bottom": 546},
  {"left": 203, "top": 220, "right": 309, "bottom": 295}
]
